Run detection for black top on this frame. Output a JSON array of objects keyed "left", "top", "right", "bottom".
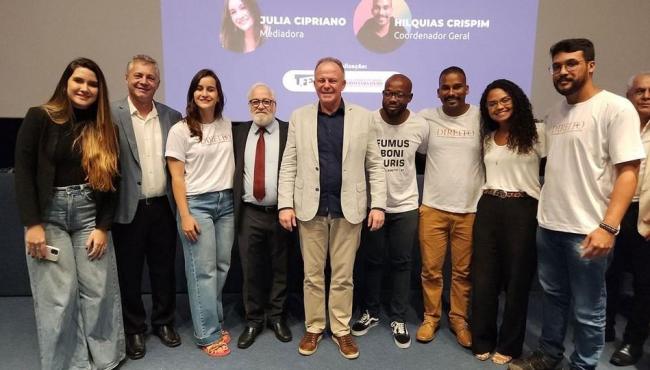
[
  {"left": 316, "top": 101, "right": 345, "bottom": 218},
  {"left": 14, "top": 107, "right": 118, "bottom": 229},
  {"left": 357, "top": 17, "right": 406, "bottom": 53},
  {"left": 53, "top": 108, "right": 89, "bottom": 186}
]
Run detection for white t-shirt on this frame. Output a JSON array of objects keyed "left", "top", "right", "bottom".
[
  {"left": 419, "top": 105, "right": 484, "bottom": 213},
  {"left": 165, "top": 118, "right": 235, "bottom": 196},
  {"left": 483, "top": 122, "right": 546, "bottom": 200},
  {"left": 372, "top": 110, "right": 429, "bottom": 213},
  {"left": 538, "top": 90, "right": 645, "bottom": 234}
]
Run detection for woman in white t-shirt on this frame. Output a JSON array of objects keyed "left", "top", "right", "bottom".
[
  {"left": 471, "top": 79, "right": 545, "bottom": 364},
  {"left": 165, "top": 69, "right": 236, "bottom": 357}
]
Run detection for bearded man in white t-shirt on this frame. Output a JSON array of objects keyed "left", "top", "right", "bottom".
[
  {"left": 416, "top": 66, "right": 483, "bottom": 348},
  {"left": 510, "top": 39, "right": 644, "bottom": 370},
  {"left": 351, "top": 74, "right": 428, "bottom": 349}
]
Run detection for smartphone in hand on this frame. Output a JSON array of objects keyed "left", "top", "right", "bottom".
[{"left": 43, "top": 245, "right": 60, "bottom": 262}]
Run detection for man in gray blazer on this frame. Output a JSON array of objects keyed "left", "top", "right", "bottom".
[
  {"left": 278, "top": 57, "right": 386, "bottom": 360},
  {"left": 112, "top": 55, "right": 183, "bottom": 360}
]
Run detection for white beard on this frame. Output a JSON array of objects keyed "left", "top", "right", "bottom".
[{"left": 252, "top": 112, "right": 274, "bottom": 126}]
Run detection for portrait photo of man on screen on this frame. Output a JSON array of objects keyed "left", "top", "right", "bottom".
[{"left": 355, "top": 0, "right": 407, "bottom": 53}]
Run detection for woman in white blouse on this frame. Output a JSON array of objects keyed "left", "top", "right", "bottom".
[{"left": 471, "top": 79, "right": 545, "bottom": 365}]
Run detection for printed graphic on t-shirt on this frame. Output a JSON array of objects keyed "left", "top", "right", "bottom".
[
  {"left": 431, "top": 127, "right": 475, "bottom": 138},
  {"left": 549, "top": 121, "right": 585, "bottom": 135},
  {"left": 377, "top": 138, "right": 410, "bottom": 170},
  {"left": 202, "top": 133, "right": 232, "bottom": 144}
]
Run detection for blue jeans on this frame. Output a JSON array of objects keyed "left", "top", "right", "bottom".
[
  {"left": 26, "top": 184, "right": 124, "bottom": 370},
  {"left": 536, "top": 227, "right": 608, "bottom": 370},
  {"left": 178, "top": 190, "right": 234, "bottom": 346}
]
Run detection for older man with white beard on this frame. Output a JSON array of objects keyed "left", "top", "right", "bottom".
[{"left": 232, "top": 83, "right": 293, "bottom": 349}]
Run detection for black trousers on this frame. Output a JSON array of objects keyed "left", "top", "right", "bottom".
[
  {"left": 360, "top": 209, "right": 418, "bottom": 322},
  {"left": 471, "top": 194, "right": 537, "bottom": 357},
  {"left": 112, "top": 197, "right": 177, "bottom": 335},
  {"left": 606, "top": 202, "right": 650, "bottom": 345},
  {"left": 238, "top": 204, "right": 292, "bottom": 327}
]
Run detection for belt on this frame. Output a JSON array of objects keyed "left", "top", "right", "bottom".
[
  {"left": 483, "top": 189, "right": 529, "bottom": 199},
  {"left": 244, "top": 202, "right": 278, "bottom": 213},
  {"left": 139, "top": 196, "right": 167, "bottom": 206}
]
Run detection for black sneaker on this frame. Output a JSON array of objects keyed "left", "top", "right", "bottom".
[
  {"left": 390, "top": 321, "right": 411, "bottom": 349},
  {"left": 508, "top": 350, "right": 561, "bottom": 370},
  {"left": 351, "top": 310, "right": 379, "bottom": 336}
]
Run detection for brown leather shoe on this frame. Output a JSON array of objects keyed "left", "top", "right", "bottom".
[
  {"left": 332, "top": 334, "right": 359, "bottom": 359},
  {"left": 416, "top": 319, "right": 439, "bottom": 342},
  {"left": 298, "top": 332, "right": 323, "bottom": 356},
  {"left": 450, "top": 324, "right": 472, "bottom": 348}
]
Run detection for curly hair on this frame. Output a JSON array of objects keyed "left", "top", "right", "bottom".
[{"left": 479, "top": 79, "right": 537, "bottom": 156}]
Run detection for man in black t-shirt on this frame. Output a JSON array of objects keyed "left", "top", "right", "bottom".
[{"left": 357, "top": 0, "right": 406, "bottom": 53}]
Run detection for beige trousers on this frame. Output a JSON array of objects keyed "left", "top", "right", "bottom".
[{"left": 298, "top": 215, "right": 362, "bottom": 336}]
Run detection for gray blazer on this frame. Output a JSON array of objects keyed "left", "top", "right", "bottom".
[{"left": 111, "top": 98, "right": 182, "bottom": 224}]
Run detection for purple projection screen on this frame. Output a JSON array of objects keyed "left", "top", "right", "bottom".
[{"left": 161, "top": 0, "right": 539, "bottom": 121}]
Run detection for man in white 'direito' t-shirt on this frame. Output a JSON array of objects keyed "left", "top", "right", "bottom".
[
  {"left": 350, "top": 74, "right": 428, "bottom": 349},
  {"left": 416, "top": 66, "right": 483, "bottom": 349},
  {"left": 510, "top": 39, "right": 644, "bottom": 370}
]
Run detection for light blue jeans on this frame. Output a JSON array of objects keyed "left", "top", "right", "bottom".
[
  {"left": 178, "top": 189, "right": 234, "bottom": 346},
  {"left": 26, "top": 184, "right": 124, "bottom": 370},
  {"left": 536, "top": 227, "right": 609, "bottom": 370}
]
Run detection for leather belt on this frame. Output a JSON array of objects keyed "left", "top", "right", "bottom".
[
  {"left": 244, "top": 202, "right": 278, "bottom": 213},
  {"left": 483, "top": 189, "right": 529, "bottom": 199}
]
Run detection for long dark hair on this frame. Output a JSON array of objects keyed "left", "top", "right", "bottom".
[
  {"left": 42, "top": 57, "right": 118, "bottom": 191},
  {"left": 220, "top": 0, "right": 264, "bottom": 53},
  {"left": 185, "top": 69, "right": 225, "bottom": 142},
  {"left": 479, "top": 79, "right": 537, "bottom": 156}
]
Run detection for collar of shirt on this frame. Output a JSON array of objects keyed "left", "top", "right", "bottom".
[
  {"left": 318, "top": 100, "right": 345, "bottom": 117},
  {"left": 251, "top": 118, "right": 278, "bottom": 135},
  {"left": 127, "top": 96, "right": 159, "bottom": 121},
  {"left": 642, "top": 118, "right": 650, "bottom": 136}
]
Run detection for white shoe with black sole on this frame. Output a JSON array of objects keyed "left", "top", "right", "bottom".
[
  {"left": 391, "top": 321, "right": 411, "bottom": 349},
  {"left": 351, "top": 310, "right": 379, "bottom": 336}
]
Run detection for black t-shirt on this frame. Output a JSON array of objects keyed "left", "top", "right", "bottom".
[{"left": 357, "top": 17, "right": 406, "bottom": 53}]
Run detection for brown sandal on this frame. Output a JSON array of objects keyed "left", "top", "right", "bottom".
[
  {"left": 492, "top": 352, "right": 512, "bottom": 364},
  {"left": 202, "top": 340, "right": 230, "bottom": 357},
  {"left": 475, "top": 352, "right": 491, "bottom": 361}
]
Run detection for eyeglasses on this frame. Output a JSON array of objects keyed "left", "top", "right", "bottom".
[
  {"left": 248, "top": 99, "right": 275, "bottom": 107},
  {"left": 486, "top": 96, "right": 513, "bottom": 110},
  {"left": 382, "top": 90, "right": 410, "bottom": 99},
  {"left": 549, "top": 59, "right": 584, "bottom": 75}
]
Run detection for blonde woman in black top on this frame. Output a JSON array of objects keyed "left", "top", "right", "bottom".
[{"left": 15, "top": 57, "right": 124, "bottom": 370}]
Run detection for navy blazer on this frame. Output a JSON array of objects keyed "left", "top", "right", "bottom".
[
  {"left": 231, "top": 119, "right": 288, "bottom": 227},
  {"left": 111, "top": 98, "right": 182, "bottom": 224}
]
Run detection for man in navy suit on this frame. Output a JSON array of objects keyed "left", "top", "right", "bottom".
[
  {"left": 233, "top": 83, "right": 293, "bottom": 349},
  {"left": 111, "top": 55, "right": 183, "bottom": 360}
]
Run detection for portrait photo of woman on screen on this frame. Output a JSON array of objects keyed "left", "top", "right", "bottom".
[{"left": 220, "top": 0, "right": 265, "bottom": 53}]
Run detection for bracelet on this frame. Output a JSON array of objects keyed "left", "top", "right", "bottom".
[{"left": 598, "top": 222, "right": 619, "bottom": 236}]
